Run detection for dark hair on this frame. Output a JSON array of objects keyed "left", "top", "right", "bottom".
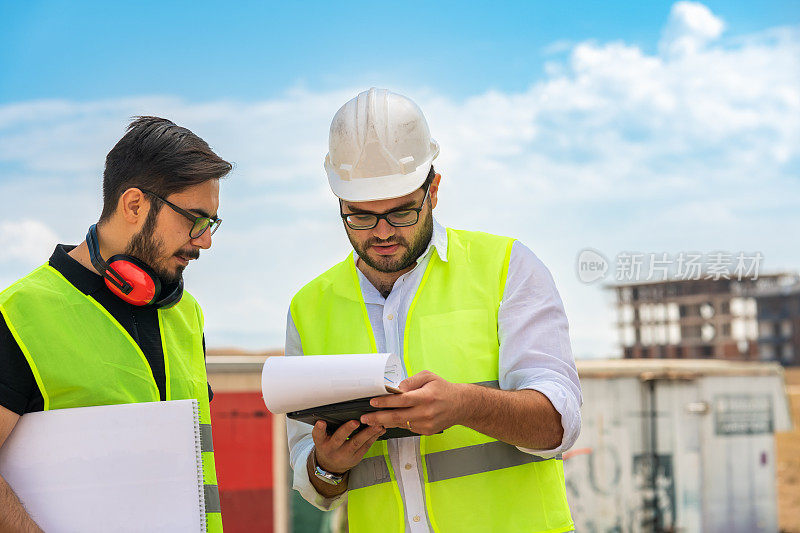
[
  {"left": 99, "top": 116, "right": 233, "bottom": 221},
  {"left": 421, "top": 165, "right": 436, "bottom": 191}
]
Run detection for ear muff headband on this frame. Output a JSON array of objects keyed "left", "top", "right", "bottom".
[
  {"left": 87, "top": 224, "right": 132, "bottom": 294},
  {"left": 85, "top": 224, "right": 183, "bottom": 308},
  {"left": 155, "top": 278, "right": 184, "bottom": 309}
]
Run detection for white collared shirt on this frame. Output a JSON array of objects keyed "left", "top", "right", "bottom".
[{"left": 285, "top": 218, "right": 582, "bottom": 532}]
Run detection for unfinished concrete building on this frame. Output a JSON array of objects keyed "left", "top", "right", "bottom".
[
  {"left": 610, "top": 275, "right": 794, "bottom": 361},
  {"left": 755, "top": 283, "right": 800, "bottom": 366}
]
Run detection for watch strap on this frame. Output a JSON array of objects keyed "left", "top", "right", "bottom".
[{"left": 312, "top": 449, "right": 347, "bottom": 485}]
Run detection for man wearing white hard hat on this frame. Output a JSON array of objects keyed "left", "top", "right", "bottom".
[{"left": 286, "top": 88, "right": 580, "bottom": 532}]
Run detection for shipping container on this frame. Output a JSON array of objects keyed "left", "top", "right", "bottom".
[{"left": 566, "top": 359, "right": 793, "bottom": 533}]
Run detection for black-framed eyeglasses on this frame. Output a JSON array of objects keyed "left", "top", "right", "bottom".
[
  {"left": 140, "top": 189, "right": 222, "bottom": 239},
  {"left": 340, "top": 185, "right": 430, "bottom": 230}
]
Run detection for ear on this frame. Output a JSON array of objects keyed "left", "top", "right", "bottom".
[
  {"left": 118, "top": 188, "right": 150, "bottom": 225},
  {"left": 429, "top": 173, "right": 442, "bottom": 209}
]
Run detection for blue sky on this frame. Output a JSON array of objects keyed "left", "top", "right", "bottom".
[
  {"left": 1, "top": 1, "right": 797, "bottom": 102},
  {"left": 1, "top": 2, "right": 798, "bottom": 356}
]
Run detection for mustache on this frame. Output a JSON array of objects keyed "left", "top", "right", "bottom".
[
  {"left": 177, "top": 248, "right": 201, "bottom": 260},
  {"left": 367, "top": 237, "right": 407, "bottom": 247}
]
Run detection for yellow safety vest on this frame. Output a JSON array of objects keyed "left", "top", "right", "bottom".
[
  {"left": 290, "top": 228, "right": 574, "bottom": 533},
  {"left": 0, "top": 264, "right": 223, "bottom": 532}
]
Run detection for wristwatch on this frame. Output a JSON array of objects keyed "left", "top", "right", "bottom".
[{"left": 312, "top": 450, "right": 347, "bottom": 485}]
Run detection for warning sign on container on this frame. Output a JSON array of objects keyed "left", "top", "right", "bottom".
[{"left": 714, "top": 394, "right": 773, "bottom": 435}]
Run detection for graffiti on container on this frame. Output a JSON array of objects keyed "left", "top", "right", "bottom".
[
  {"left": 564, "top": 446, "right": 622, "bottom": 495},
  {"left": 631, "top": 454, "right": 675, "bottom": 532},
  {"left": 566, "top": 448, "right": 678, "bottom": 533},
  {"left": 564, "top": 446, "right": 624, "bottom": 533}
]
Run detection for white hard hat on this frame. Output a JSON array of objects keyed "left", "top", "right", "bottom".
[{"left": 324, "top": 87, "right": 439, "bottom": 202}]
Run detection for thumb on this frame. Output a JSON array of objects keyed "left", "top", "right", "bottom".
[{"left": 400, "top": 371, "right": 437, "bottom": 392}]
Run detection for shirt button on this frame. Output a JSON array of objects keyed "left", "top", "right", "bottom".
[
  {"left": 413, "top": 516, "right": 421, "bottom": 522},
  {"left": 387, "top": 314, "right": 394, "bottom": 320},
  {"left": 405, "top": 463, "right": 412, "bottom": 470}
]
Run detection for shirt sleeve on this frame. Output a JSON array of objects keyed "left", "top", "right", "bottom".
[
  {"left": 285, "top": 309, "right": 348, "bottom": 511},
  {"left": 0, "top": 312, "right": 39, "bottom": 415},
  {"left": 498, "top": 241, "right": 582, "bottom": 457}
]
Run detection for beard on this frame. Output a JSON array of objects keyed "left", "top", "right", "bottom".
[
  {"left": 347, "top": 208, "right": 434, "bottom": 273},
  {"left": 124, "top": 208, "right": 197, "bottom": 284}
]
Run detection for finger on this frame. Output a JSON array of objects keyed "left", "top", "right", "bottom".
[
  {"left": 370, "top": 392, "right": 419, "bottom": 409},
  {"left": 329, "top": 420, "right": 361, "bottom": 448},
  {"left": 355, "top": 427, "right": 386, "bottom": 458},
  {"left": 361, "top": 407, "right": 417, "bottom": 428},
  {"left": 311, "top": 420, "right": 329, "bottom": 446},
  {"left": 400, "top": 371, "right": 439, "bottom": 392},
  {"left": 348, "top": 424, "right": 385, "bottom": 451}
]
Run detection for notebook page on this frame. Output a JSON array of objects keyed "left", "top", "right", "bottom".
[{"left": 0, "top": 400, "right": 204, "bottom": 532}]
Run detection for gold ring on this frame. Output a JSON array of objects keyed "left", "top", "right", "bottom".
[{"left": 406, "top": 420, "right": 412, "bottom": 430}]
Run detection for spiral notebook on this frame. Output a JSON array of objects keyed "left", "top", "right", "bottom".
[{"left": 0, "top": 399, "right": 206, "bottom": 532}]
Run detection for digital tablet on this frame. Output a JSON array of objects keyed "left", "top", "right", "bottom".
[{"left": 287, "top": 396, "right": 424, "bottom": 440}]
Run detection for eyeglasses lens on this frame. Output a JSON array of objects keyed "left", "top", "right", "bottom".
[
  {"left": 191, "top": 218, "right": 211, "bottom": 239},
  {"left": 386, "top": 210, "right": 418, "bottom": 226}
]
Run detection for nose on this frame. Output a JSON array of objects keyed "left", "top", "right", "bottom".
[
  {"left": 191, "top": 228, "right": 213, "bottom": 250},
  {"left": 373, "top": 218, "right": 395, "bottom": 240}
]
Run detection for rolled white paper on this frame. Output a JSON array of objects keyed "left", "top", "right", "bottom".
[{"left": 261, "top": 353, "right": 401, "bottom": 414}]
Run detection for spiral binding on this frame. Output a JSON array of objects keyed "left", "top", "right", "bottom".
[{"left": 192, "top": 399, "right": 207, "bottom": 532}]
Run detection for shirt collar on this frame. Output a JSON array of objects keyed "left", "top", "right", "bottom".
[
  {"left": 429, "top": 217, "right": 449, "bottom": 263},
  {"left": 48, "top": 244, "right": 107, "bottom": 296}
]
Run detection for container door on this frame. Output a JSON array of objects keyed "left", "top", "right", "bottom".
[
  {"left": 643, "top": 379, "right": 704, "bottom": 533},
  {"left": 698, "top": 375, "right": 782, "bottom": 533}
]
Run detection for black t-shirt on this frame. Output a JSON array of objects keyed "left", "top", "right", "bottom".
[{"left": 0, "top": 245, "right": 212, "bottom": 415}]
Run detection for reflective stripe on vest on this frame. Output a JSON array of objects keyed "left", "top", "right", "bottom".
[
  {"left": 290, "top": 228, "right": 574, "bottom": 533},
  {"left": 352, "top": 440, "right": 562, "bottom": 489},
  {"left": 200, "top": 424, "right": 215, "bottom": 452},
  {"left": 0, "top": 265, "right": 223, "bottom": 532}
]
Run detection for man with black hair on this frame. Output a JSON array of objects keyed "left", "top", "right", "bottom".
[{"left": 0, "top": 116, "right": 231, "bottom": 532}]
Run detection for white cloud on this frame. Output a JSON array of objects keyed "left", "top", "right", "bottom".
[
  {"left": 0, "top": 3, "right": 797, "bottom": 358},
  {"left": 0, "top": 220, "right": 59, "bottom": 264},
  {"left": 659, "top": 1, "right": 725, "bottom": 56}
]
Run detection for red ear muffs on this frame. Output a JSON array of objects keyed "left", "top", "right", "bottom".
[
  {"left": 86, "top": 224, "right": 183, "bottom": 309},
  {"left": 105, "top": 254, "right": 161, "bottom": 306}
]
